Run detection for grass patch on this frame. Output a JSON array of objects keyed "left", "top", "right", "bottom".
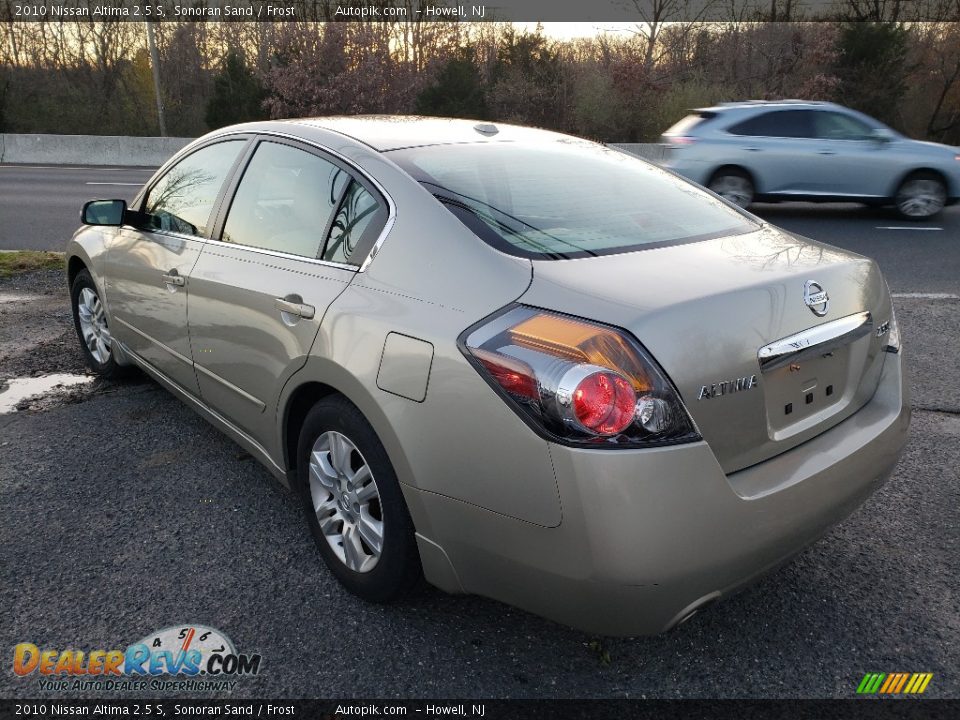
[{"left": 0, "top": 250, "right": 65, "bottom": 278}]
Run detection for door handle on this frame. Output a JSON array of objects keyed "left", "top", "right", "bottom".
[
  {"left": 161, "top": 271, "right": 185, "bottom": 287},
  {"left": 817, "top": 150, "right": 837, "bottom": 155},
  {"left": 275, "top": 298, "right": 315, "bottom": 320},
  {"left": 743, "top": 147, "right": 762, "bottom": 152}
]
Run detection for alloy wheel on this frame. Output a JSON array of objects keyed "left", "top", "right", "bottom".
[
  {"left": 76, "top": 287, "right": 112, "bottom": 364},
  {"left": 896, "top": 178, "right": 946, "bottom": 218},
  {"left": 709, "top": 174, "right": 753, "bottom": 208},
  {"left": 308, "top": 430, "right": 384, "bottom": 573}
]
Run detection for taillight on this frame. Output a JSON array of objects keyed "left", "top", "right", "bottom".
[
  {"left": 667, "top": 136, "right": 697, "bottom": 147},
  {"left": 460, "top": 306, "right": 700, "bottom": 448}
]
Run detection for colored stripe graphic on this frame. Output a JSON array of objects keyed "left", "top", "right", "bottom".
[{"left": 857, "top": 672, "right": 932, "bottom": 694}]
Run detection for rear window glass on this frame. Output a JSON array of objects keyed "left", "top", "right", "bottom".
[
  {"left": 388, "top": 142, "right": 756, "bottom": 260},
  {"left": 664, "top": 112, "right": 716, "bottom": 136},
  {"left": 728, "top": 110, "right": 813, "bottom": 138}
]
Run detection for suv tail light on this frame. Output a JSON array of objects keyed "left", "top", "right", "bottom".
[{"left": 460, "top": 306, "right": 700, "bottom": 448}]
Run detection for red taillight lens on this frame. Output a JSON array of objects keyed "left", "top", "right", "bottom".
[
  {"left": 461, "top": 306, "right": 699, "bottom": 448},
  {"left": 472, "top": 348, "right": 539, "bottom": 402},
  {"left": 572, "top": 371, "right": 635, "bottom": 436}
]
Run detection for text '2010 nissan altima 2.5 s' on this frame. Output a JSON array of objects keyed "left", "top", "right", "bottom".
[{"left": 67, "top": 117, "right": 910, "bottom": 636}]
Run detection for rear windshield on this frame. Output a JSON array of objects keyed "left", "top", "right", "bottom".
[
  {"left": 664, "top": 111, "right": 716, "bottom": 136},
  {"left": 388, "top": 141, "right": 756, "bottom": 260}
]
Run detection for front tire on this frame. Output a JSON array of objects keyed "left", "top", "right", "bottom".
[
  {"left": 895, "top": 171, "right": 947, "bottom": 219},
  {"left": 708, "top": 168, "right": 754, "bottom": 208},
  {"left": 297, "top": 395, "right": 421, "bottom": 602},
  {"left": 70, "top": 268, "right": 124, "bottom": 378}
]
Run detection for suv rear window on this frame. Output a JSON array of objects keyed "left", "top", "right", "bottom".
[
  {"left": 728, "top": 109, "right": 813, "bottom": 138},
  {"left": 388, "top": 142, "right": 756, "bottom": 260},
  {"left": 664, "top": 111, "right": 716, "bottom": 136}
]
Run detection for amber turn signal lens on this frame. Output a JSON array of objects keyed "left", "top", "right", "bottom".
[{"left": 510, "top": 314, "right": 652, "bottom": 391}]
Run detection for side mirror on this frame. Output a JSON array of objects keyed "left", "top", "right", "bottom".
[
  {"left": 870, "top": 128, "right": 895, "bottom": 144},
  {"left": 81, "top": 199, "right": 127, "bottom": 227}
]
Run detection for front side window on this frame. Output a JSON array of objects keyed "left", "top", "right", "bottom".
[
  {"left": 143, "top": 140, "right": 245, "bottom": 236},
  {"left": 221, "top": 141, "right": 386, "bottom": 264},
  {"left": 388, "top": 142, "right": 757, "bottom": 260},
  {"left": 728, "top": 110, "right": 813, "bottom": 138},
  {"left": 813, "top": 111, "right": 874, "bottom": 140}
]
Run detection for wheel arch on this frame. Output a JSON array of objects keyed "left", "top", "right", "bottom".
[
  {"left": 708, "top": 164, "right": 758, "bottom": 190},
  {"left": 278, "top": 362, "right": 416, "bottom": 496},
  {"left": 281, "top": 380, "right": 340, "bottom": 479},
  {"left": 888, "top": 166, "right": 953, "bottom": 200},
  {"left": 67, "top": 254, "right": 88, "bottom": 288}
]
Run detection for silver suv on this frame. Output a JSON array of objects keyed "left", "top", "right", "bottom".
[{"left": 661, "top": 100, "right": 960, "bottom": 219}]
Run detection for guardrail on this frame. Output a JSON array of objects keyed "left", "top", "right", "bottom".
[
  {"left": 0, "top": 133, "right": 193, "bottom": 167},
  {"left": 609, "top": 143, "right": 668, "bottom": 163},
  {"left": 0, "top": 133, "right": 664, "bottom": 167}
]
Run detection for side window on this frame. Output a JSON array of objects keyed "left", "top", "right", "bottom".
[
  {"left": 728, "top": 110, "right": 813, "bottom": 138},
  {"left": 143, "top": 140, "right": 244, "bottom": 236},
  {"left": 322, "top": 180, "right": 386, "bottom": 265},
  {"left": 813, "top": 111, "right": 873, "bottom": 140},
  {"left": 221, "top": 141, "right": 348, "bottom": 259}
]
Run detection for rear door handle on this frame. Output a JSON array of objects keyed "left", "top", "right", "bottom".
[
  {"left": 817, "top": 150, "right": 837, "bottom": 155},
  {"left": 161, "top": 271, "right": 185, "bottom": 287},
  {"left": 275, "top": 298, "right": 315, "bottom": 319},
  {"left": 743, "top": 147, "right": 762, "bottom": 152}
]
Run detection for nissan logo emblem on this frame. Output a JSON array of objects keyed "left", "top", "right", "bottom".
[{"left": 803, "top": 280, "right": 829, "bottom": 317}]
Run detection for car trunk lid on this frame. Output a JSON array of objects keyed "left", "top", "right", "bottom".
[{"left": 519, "top": 226, "right": 893, "bottom": 473}]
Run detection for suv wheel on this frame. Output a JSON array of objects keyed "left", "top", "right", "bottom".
[
  {"left": 708, "top": 169, "right": 754, "bottom": 208},
  {"left": 297, "top": 396, "right": 421, "bottom": 602},
  {"left": 70, "top": 269, "right": 125, "bottom": 378},
  {"left": 895, "top": 172, "right": 946, "bottom": 219}
]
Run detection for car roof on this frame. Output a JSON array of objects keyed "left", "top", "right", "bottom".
[
  {"left": 278, "top": 115, "right": 581, "bottom": 152},
  {"left": 698, "top": 100, "right": 845, "bottom": 114}
]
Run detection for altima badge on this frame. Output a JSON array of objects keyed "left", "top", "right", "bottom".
[
  {"left": 697, "top": 375, "right": 758, "bottom": 400},
  {"left": 804, "top": 280, "right": 830, "bottom": 317}
]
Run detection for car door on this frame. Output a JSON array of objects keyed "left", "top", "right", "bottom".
[
  {"left": 186, "top": 137, "right": 389, "bottom": 445},
  {"left": 106, "top": 138, "right": 249, "bottom": 395},
  {"left": 809, "top": 110, "right": 896, "bottom": 197},
  {"left": 725, "top": 109, "right": 821, "bottom": 194}
]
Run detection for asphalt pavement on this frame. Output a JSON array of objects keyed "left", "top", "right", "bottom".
[
  {"left": 0, "top": 165, "right": 155, "bottom": 251},
  {"left": 0, "top": 166, "right": 958, "bottom": 700}
]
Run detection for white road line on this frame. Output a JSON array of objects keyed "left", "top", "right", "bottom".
[
  {"left": 892, "top": 293, "right": 960, "bottom": 299},
  {"left": 876, "top": 226, "right": 943, "bottom": 231},
  {"left": 85, "top": 182, "right": 143, "bottom": 186},
  {"left": 0, "top": 165, "right": 154, "bottom": 171}
]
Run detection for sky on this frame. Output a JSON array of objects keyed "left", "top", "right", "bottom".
[{"left": 515, "top": 22, "right": 641, "bottom": 40}]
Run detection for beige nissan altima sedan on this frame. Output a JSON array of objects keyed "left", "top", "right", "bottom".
[{"left": 67, "top": 117, "right": 910, "bottom": 636}]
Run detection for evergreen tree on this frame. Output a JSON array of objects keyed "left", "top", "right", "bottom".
[
  {"left": 205, "top": 50, "right": 267, "bottom": 130},
  {"left": 834, "top": 23, "right": 910, "bottom": 127},
  {"left": 415, "top": 48, "right": 486, "bottom": 119}
]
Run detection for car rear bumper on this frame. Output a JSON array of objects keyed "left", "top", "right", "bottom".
[{"left": 412, "top": 351, "right": 909, "bottom": 636}]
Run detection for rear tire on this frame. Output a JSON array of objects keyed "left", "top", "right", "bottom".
[
  {"left": 70, "top": 269, "right": 126, "bottom": 379},
  {"left": 297, "top": 395, "right": 422, "bottom": 602},
  {"left": 708, "top": 168, "right": 754, "bottom": 208},
  {"left": 895, "top": 171, "right": 946, "bottom": 220}
]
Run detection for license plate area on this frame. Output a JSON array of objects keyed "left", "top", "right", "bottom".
[
  {"left": 764, "top": 349, "right": 852, "bottom": 439},
  {"left": 757, "top": 312, "right": 874, "bottom": 441}
]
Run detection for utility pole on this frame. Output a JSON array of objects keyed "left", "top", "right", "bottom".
[{"left": 145, "top": 21, "right": 167, "bottom": 137}]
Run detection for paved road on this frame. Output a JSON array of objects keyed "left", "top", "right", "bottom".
[
  {"left": 1, "top": 165, "right": 958, "bottom": 294},
  {"left": 0, "top": 165, "right": 154, "bottom": 251}
]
